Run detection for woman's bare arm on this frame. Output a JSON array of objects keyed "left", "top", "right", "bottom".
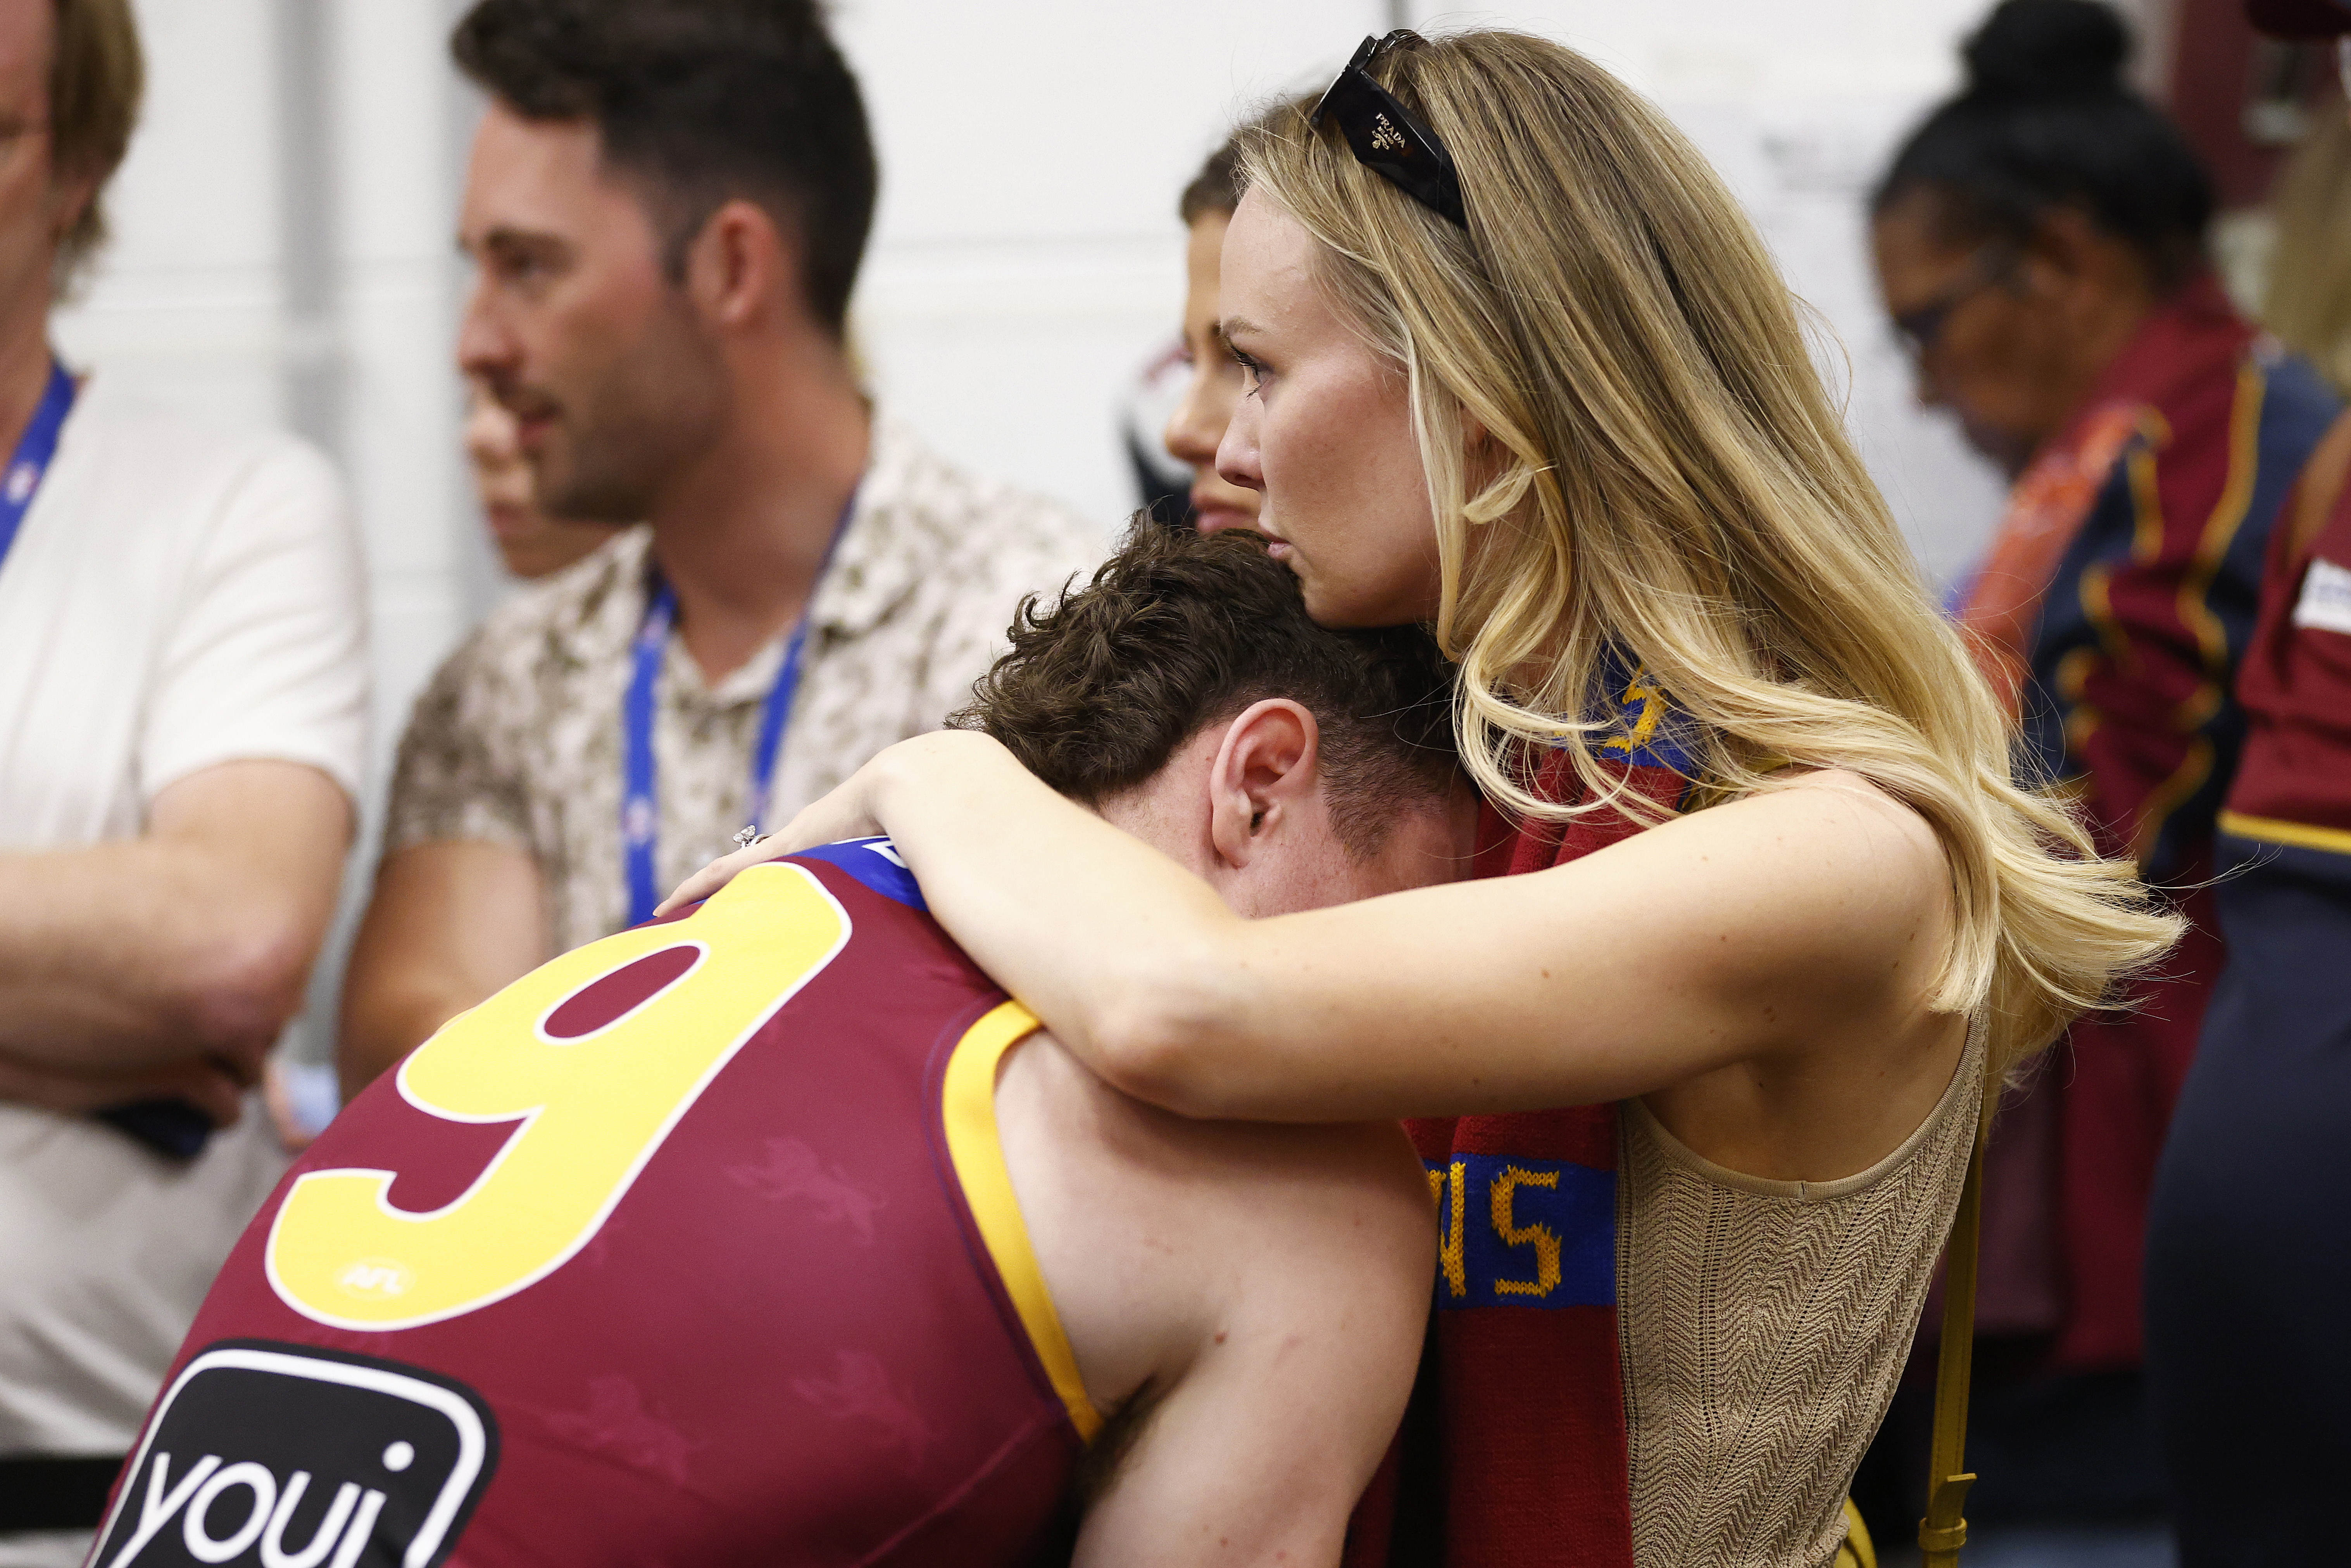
[{"left": 668, "top": 731, "right": 1959, "bottom": 1145}]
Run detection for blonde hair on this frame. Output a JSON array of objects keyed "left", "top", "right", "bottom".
[
  {"left": 2263, "top": 107, "right": 2351, "bottom": 398},
  {"left": 1240, "top": 29, "right": 2177, "bottom": 1079}
]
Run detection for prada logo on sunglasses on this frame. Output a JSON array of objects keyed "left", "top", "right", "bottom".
[{"left": 1311, "top": 32, "right": 1470, "bottom": 228}]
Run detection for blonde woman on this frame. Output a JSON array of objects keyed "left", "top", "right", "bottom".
[{"left": 671, "top": 29, "right": 2175, "bottom": 1568}]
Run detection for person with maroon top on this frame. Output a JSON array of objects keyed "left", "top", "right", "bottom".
[
  {"left": 2141, "top": 7, "right": 2351, "bottom": 1559},
  {"left": 90, "top": 528, "right": 1453, "bottom": 1568},
  {"left": 676, "top": 28, "right": 2179, "bottom": 1568},
  {"left": 1860, "top": 2, "right": 2340, "bottom": 1549}
]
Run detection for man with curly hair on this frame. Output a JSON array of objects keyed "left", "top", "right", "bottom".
[{"left": 100, "top": 528, "right": 1472, "bottom": 1568}]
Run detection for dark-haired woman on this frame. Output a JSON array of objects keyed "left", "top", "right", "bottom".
[
  {"left": 1159, "top": 109, "right": 1296, "bottom": 535},
  {"left": 1862, "top": 0, "right": 2340, "bottom": 1546}
]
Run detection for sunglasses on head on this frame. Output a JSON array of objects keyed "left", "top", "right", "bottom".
[{"left": 1311, "top": 31, "right": 1469, "bottom": 229}]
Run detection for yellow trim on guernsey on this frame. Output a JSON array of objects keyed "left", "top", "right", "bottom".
[
  {"left": 940, "top": 1000, "right": 1103, "bottom": 1442},
  {"left": 2218, "top": 809, "right": 2351, "bottom": 859}
]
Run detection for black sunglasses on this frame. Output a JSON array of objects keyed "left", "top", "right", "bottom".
[{"left": 1311, "top": 31, "right": 1469, "bottom": 229}]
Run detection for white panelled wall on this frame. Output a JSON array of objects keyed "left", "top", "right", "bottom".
[{"left": 55, "top": 0, "right": 2051, "bottom": 1063}]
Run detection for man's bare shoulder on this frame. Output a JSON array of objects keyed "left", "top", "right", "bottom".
[
  {"left": 994, "top": 1027, "right": 1433, "bottom": 1414},
  {"left": 1005, "top": 1026, "right": 1430, "bottom": 1222},
  {"left": 996, "top": 1029, "right": 1435, "bottom": 1560}
]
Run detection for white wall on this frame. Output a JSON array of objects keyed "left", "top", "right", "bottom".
[{"left": 55, "top": 0, "right": 2022, "bottom": 1061}]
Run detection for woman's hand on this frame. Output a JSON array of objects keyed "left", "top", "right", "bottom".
[
  {"left": 655, "top": 766, "right": 883, "bottom": 916},
  {"left": 654, "top": 730, "right": 991, "bottom": 915}
]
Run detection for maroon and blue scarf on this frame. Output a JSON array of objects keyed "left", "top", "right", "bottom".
[{"left": 1349, "top": 677, "right": 1692, "bottom": 1568}]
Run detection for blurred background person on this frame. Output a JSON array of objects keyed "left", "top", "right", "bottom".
[
  {"left": 465, "top": 376, "right": 619, "bottom": 580},
  {"left": 1158, "top": 114, "right": 1279, "bottom": 535},
  {"left": 1856, "top": 0, "right": 2340, "bottom": 1556},
  {"left": 0, "top": 0, "right": 367, "bottom": 1561},
  {"left": 1119, "top": 341, "right": 1193, "bottom": 526},
  {"left": 2255, "top": 100, "right": 2351, "bottom": 393},
  {"left": 1113, "top": 106, "right": 1291, "bottom": 535},
  {"left": 334, "top": 0, "right": 1100, "bottom": 1101},
  {"left": 2144, "top": 6, "right": 2351, "bottom": 1562}
]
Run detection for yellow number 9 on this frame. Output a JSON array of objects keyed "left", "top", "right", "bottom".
[{"left": 268, "top": 864, "right": 849, "bottom": 1330}]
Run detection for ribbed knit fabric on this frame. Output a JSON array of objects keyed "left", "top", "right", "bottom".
[{"left": 1618, "top": 1014, "right": 1987, "bottom": 1568}]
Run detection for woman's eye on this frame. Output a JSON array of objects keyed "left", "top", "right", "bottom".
[{"left": 1230, "top": 350, "right": 1266, "bottom": 393}]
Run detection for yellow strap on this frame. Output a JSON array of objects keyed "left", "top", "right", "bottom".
[
  {"left": 938, "top": 1000, "right": 1103, "bottom": 1441},
  {"left": 1918, "top": 1081, "right": 1996, "bottom": 1566}
]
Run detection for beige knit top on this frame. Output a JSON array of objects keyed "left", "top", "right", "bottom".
[{"left": 1617, "top": 1014, "right": 1987, "bottom": 1568}]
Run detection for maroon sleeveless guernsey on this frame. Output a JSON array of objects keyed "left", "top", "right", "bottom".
[{"left": 89, "top": 844, "right": 1095, "bottom": 1568}]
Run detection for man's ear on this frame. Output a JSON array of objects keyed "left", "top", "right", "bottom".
[
  {"left": 680, "top": 197, "right": 797, "bottom": 331},
  {"left": 1206, "top": 699, "right": 1321, "bottom": 871}
]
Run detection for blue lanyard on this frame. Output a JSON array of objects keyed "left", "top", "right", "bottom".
[
  {"left": 0, "top": 358, "right": 79, "bottom": 578},
  {"left": 622, "top": 492, "right": 858, "bottom": 925}
]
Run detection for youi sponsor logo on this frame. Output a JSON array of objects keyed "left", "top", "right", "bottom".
[{"left": 88, "top": 1343, "right": 497, "bottom": 1568}]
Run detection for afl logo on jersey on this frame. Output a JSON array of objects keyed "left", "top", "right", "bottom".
[
  {"left": 336, "top": 1259, "right": 415, "bottom": 1301},
  {"left": 88, "top": 1341, "right": 497, "bottom": 1568}
]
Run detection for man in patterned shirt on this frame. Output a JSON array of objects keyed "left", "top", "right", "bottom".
[{"left": 338, "top": 0, "right": 1102, "bottom": 1095}]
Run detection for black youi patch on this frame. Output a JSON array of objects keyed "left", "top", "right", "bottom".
[{"left": 88, "top": 1341, "right": 498, "bottom": 1568}]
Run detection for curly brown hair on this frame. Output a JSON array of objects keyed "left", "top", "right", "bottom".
[{"left": 955, "top": 526, "right": 1460, "bottom": 861}]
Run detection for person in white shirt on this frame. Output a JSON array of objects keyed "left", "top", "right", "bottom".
[{"left": 0, "top": 3, "right": 368, "bottom": 1561}]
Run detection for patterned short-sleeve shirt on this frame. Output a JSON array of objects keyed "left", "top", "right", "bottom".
[{"left": 384, "top": 415, "right": 1106, "bottom": 954}]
